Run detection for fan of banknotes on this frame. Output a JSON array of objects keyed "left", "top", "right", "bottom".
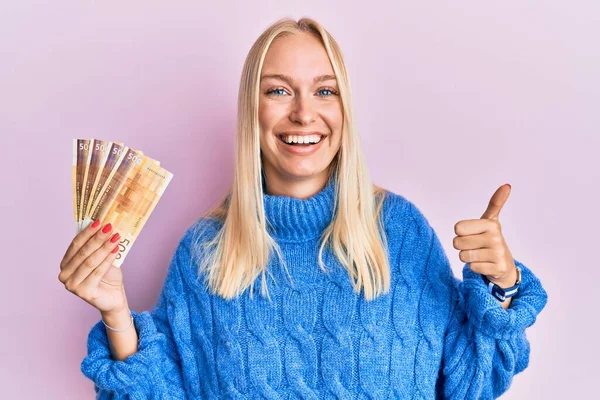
[{"left": 72, "top": 139, "right": 173, "bottom": 268}]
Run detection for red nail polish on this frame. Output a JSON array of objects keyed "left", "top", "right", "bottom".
[
  {"left": 111, "top": 245, "right": 119, "bottom": 254},
  {"left": 102, "top": 223, "right": 112, "bottom": 234},
  {"left": 91, "top": 220, "right": 100, "bottom": 228},
  {"left": 110, "top": 233, "right": 120, "bottom": 243}
]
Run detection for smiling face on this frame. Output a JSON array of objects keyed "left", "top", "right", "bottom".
[{"left": 258, "top": 32, "right": 343, "bottom": 192}]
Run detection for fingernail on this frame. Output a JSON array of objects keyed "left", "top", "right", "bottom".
[
  {"left": 91, "top": 220, "right": 100, "bottom": 228},
  {"left": 111, "top": 245, "right": 119, "bottom": 254},
  {"left": 102, "top": 223, "right": 112, "bottom": 234},
  {"left": 110, "top": 233, "right": 120, "bottom": 243}
]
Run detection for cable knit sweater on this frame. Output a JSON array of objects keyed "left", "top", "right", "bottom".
[{"left": 81, "top": 176, "right": 548, "bottom": 399}]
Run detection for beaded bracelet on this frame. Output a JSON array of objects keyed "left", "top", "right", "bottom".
[{"left": 102, "top": 310, "right": 134, "bottom": 332}]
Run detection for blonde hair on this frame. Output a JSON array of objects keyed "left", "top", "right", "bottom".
[{"left": 192, "top": 17, "right": 391, "bottom": 301}]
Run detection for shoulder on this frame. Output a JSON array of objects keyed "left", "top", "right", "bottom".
[
  {"left": 378, "top": 187, "right": 433, "bottom": 235},
  {"left": 168, "top": 216, "right": 223, "bottom": 291},
  {"left": 176, "top": 216, "right": 224, "bottom": 270},
  {"left": 179, "top": 216, "right": 223, "bottom": 250},
  {"left": 378, "top": 188, "right": 456, "bottom": 299}
]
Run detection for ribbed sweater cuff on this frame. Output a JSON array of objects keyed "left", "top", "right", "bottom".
[
  {"left": 458, "top": 258, "right": 548, "bottom": 340},
  {"left": 80, "top": 310, "right": 161, "bottom": 396}
]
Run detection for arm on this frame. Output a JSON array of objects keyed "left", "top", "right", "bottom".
[
  {"left": 100, "top": 304, "right": 138, "bottom": 361},
  {"left": 407, "top": 202, "right": 548, "bottom": 399},
  {"left": 80, "top": 228, "right": 197, "bottom": 399},
  {"left": 492, "top": 265, "right": 518, "bottom": 310},
  {"left": 441, "top": 259, "right": 546, "bottom": 399}
]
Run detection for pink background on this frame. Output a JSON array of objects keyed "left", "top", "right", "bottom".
[{"left": 2, "top": 1, "right": 597, "bottom": 398}]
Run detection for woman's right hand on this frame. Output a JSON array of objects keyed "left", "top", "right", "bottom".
[{"left": 58, "top": 220, "right": 128, "bottom": 314}]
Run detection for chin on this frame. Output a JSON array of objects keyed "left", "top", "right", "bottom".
[{"left": 282, "top": 165, "right": 327, "bottom": 179}]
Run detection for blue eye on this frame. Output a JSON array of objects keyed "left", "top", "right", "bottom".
[
  {"left": 265, "top": 87, "right": 339, "bottom": 97},
  {"left": 267, "top": 88, "right": 287, "bottom": 96},
  {"left": 317, "top": 88, "right": 338, "bottom": 97}
]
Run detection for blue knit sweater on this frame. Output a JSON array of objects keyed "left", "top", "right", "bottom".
[{"left": 81, "top": 176, "right": 548, "bottom": 399}]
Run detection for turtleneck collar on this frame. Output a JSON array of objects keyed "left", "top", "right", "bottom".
[{"left": 262, "top": 174, "right": 337, "bottom": 242}]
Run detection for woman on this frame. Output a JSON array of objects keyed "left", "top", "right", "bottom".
[{"left": 59, "top": 17, "right": 548, "bottom": 399}]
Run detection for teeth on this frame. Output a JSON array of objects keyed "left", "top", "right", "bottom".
[{"left": 280, "top": 134, "right": 323, "bottom": 144}]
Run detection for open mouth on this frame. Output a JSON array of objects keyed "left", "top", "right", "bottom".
[{"left": 278, "top": 134, "right": 325, "bottom": 146}]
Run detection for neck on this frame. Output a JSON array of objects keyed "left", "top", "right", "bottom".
[
  {"left": 261, "top": 171, "right": 337, "bottom": 242},
  {"left": 262, "top": 169, "right": 331, "bottom": 200}
]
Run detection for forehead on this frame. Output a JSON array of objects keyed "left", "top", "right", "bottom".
[{"left": 261, "top": 33, "right": 335, "bottom": 82}]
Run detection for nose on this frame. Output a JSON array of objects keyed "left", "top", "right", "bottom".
[{"left": 289, "top": 93, "right": 317, "bottom": 125}]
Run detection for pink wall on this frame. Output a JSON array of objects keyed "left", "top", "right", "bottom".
[{"left": 2, "top": 1, "right": 597, "bottom": 398}]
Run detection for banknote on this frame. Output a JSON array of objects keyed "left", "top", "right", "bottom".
[
  {"left": 78, "top": 139, "right": 95, "bottom": 231},
  {"left": 72, "top": 138, "right": 173, "bottom": 267},
  {"left": 72, "top": 140, "right": 78, "bottom": 232},
  {"left": 73, "top": 139, "right": 93, "bottom": 233},
  {"left": 81, "top": 142, "right": 126, "bottom": 230},
  {"left": 101, "top": 158, "right": 173, "bottom": 267},
  {"left": 80, "top": 139, "right": 111, "bottom": 232},
  {"left": 84, "top": 147, "right": 144, "bottom": 231}
]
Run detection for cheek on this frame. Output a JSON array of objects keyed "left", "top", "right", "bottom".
[
  {"left": 259, "top": 102, "right": 287, "bottom": 130},
  {"left": 322, "top": 103, "right": 343, "bottom": 129},
  {"left": 322, "top": 108, "right": 343, "bottom": 144},
  {"left": 258, "top": 102, "right": 269, "bottom": 131},
  {"left": 258, "top": 108, "right": 278, "bottom": 151}
]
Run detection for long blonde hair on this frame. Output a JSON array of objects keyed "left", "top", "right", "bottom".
[{"left": 192, "top": 17, "right": 391, "bottom": 301}]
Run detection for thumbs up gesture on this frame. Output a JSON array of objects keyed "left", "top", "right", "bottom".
[{"left": 452, "top": 184, "right": 519, "bottom": 289}]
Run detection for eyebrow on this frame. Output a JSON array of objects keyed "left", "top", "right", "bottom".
[{"left": 260, "top": 73, "right": 337, "bottom": 85}]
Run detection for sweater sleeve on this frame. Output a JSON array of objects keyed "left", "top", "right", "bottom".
[
  {"left": 80, "top": 227, "right": 198, "bottom": 399},
  {"left": 405, "top": 201, "right": 548, "bottom": 400}
]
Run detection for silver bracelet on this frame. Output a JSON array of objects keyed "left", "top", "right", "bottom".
[{"left": 102, "top": 310, "right": 134, "bottom": 332}]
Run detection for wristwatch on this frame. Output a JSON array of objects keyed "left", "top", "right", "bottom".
[{"left": 481, "top": 266, "right": 522, "bottom": 302}]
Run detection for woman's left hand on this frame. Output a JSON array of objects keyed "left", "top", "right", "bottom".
[{"left": 452, "top": 184, "right": 518, "bottom": 289}]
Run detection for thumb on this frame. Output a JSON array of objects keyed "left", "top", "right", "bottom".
[{"left": 481, "top": 183, "right": 511, "bottom": 220}]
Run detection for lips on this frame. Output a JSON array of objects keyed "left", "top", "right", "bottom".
[
  {"left": 279, "top": 131, "right": 326, "bottom": 137},
  {"left": 278, "top": 136, "right": 321, "bottom": 145},
  {"left": 276, "top": 132, "right": 327, "bottom": 155},
  {"left": 278, "top": 132, "right": 326, "bottom": 143}
]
